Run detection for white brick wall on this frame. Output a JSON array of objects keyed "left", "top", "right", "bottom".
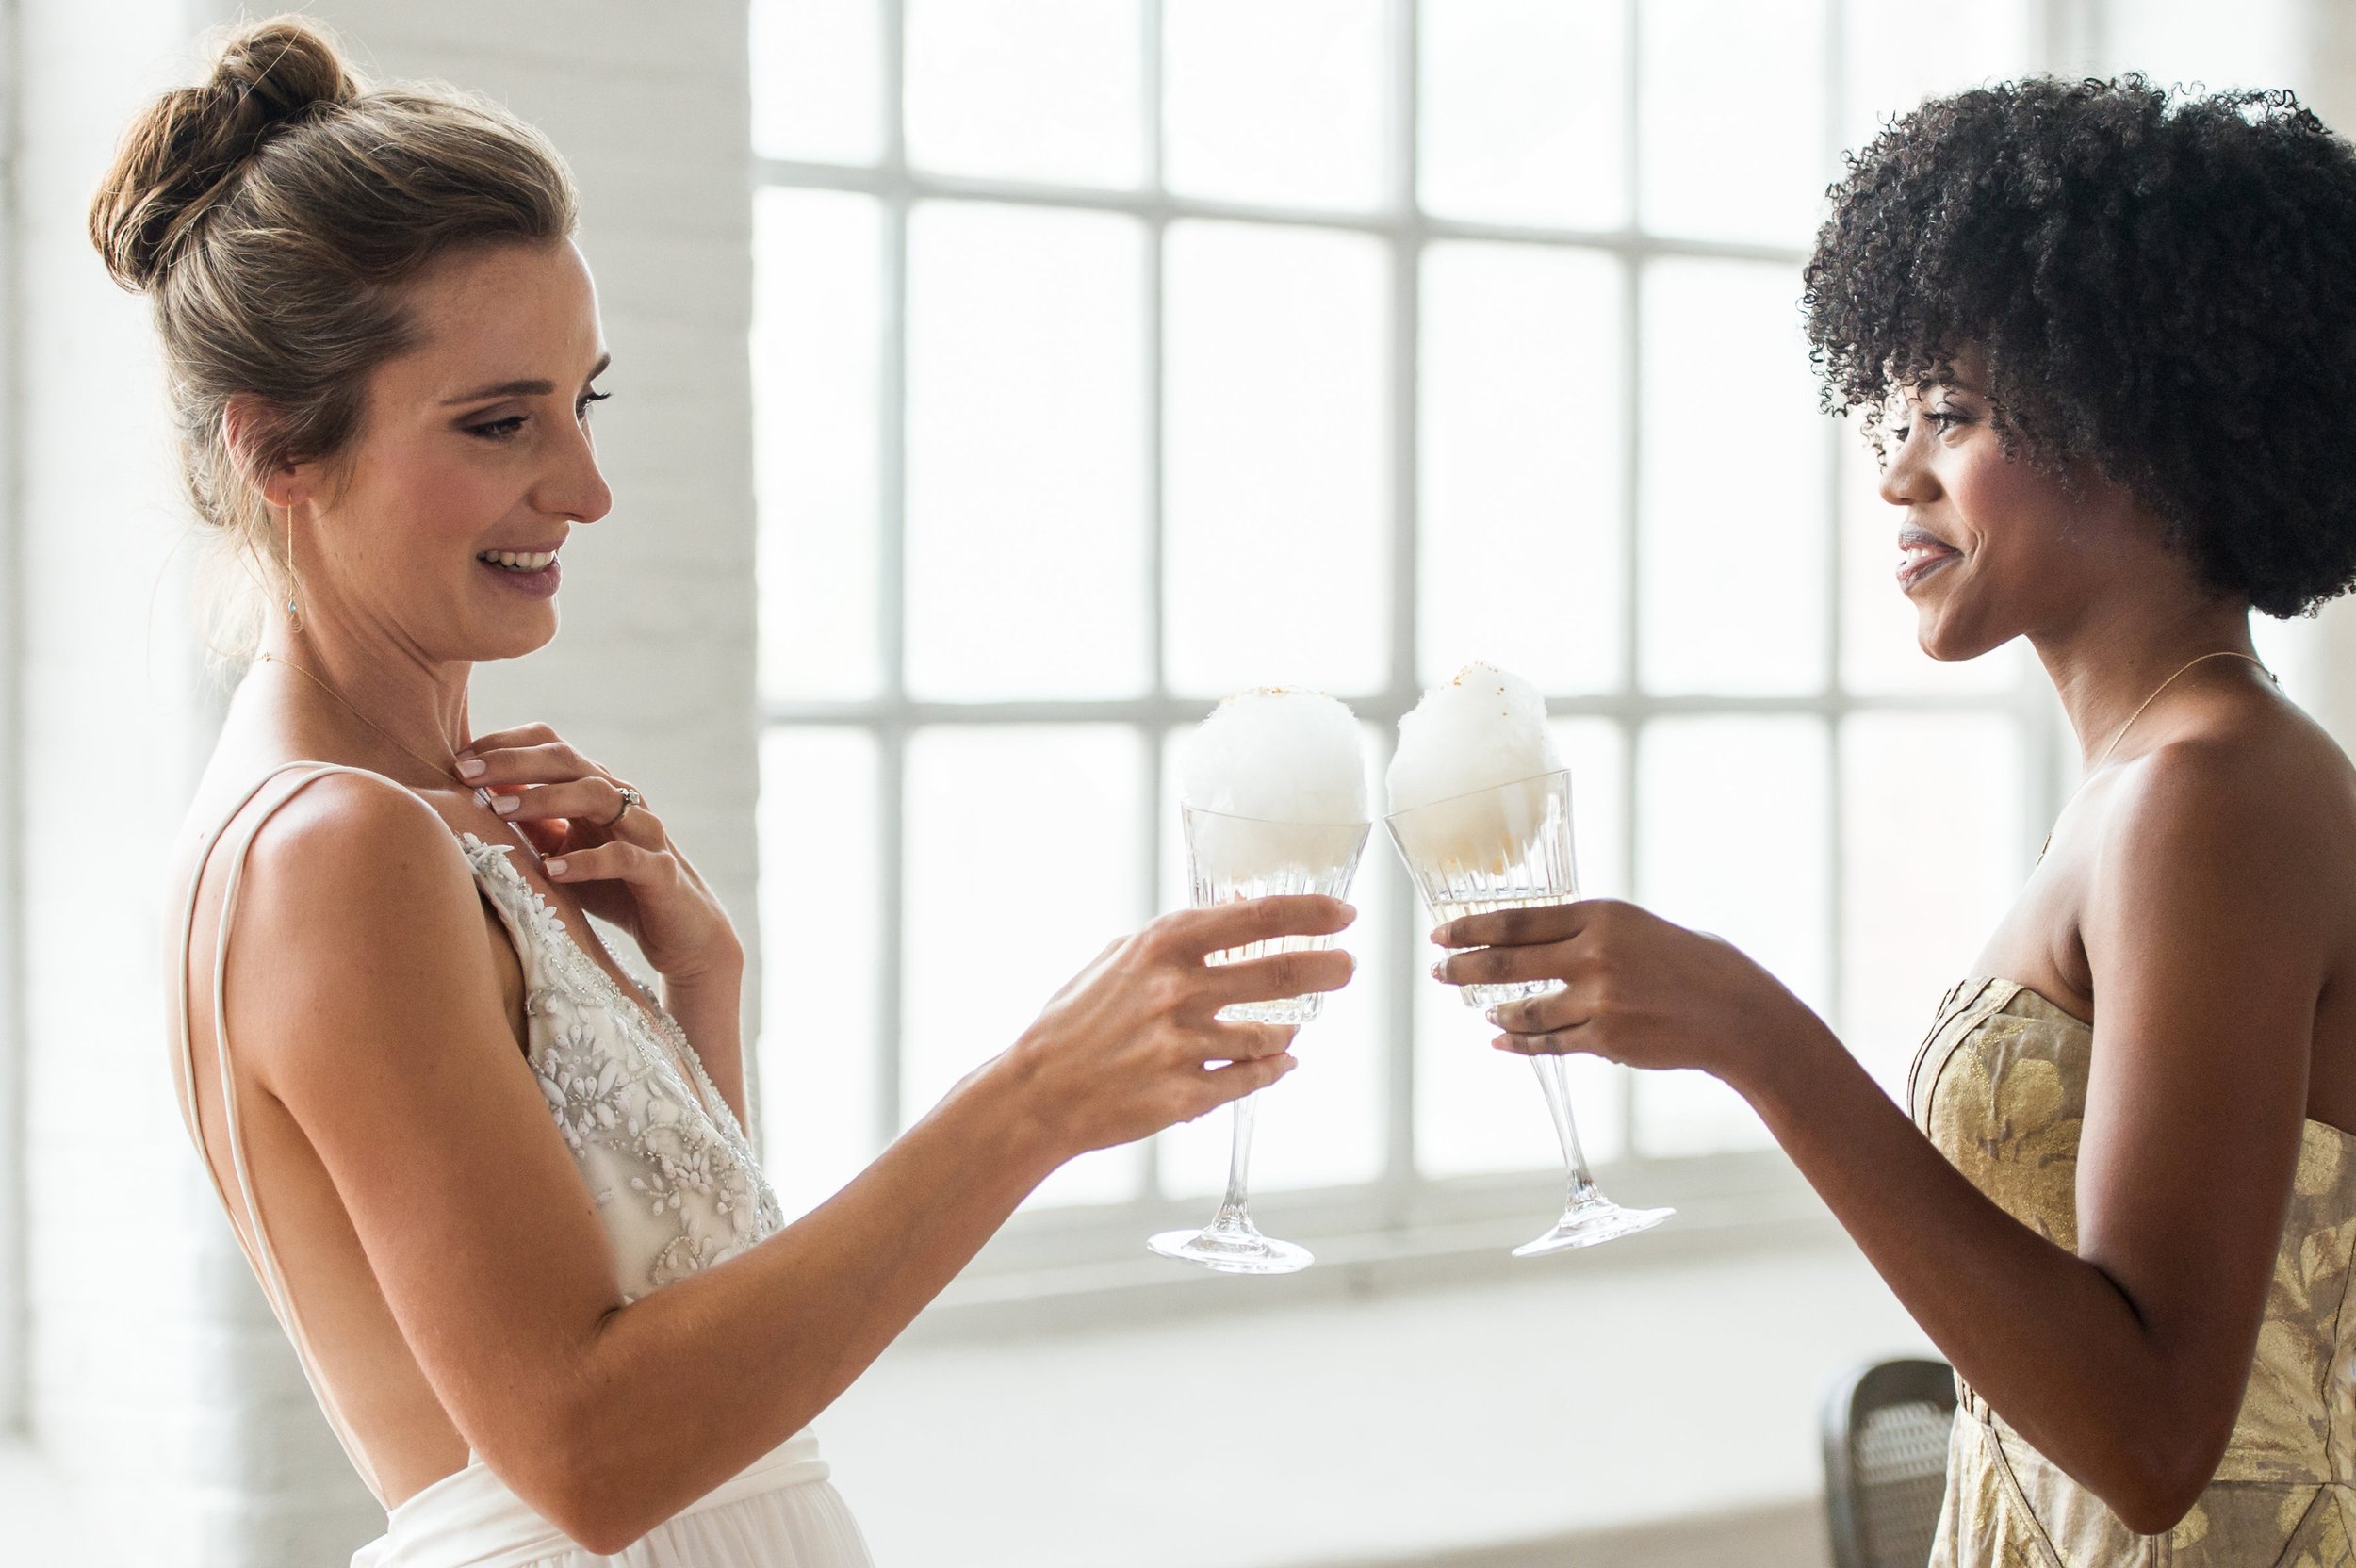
[{"left": 10, "top": 5, "right": 759, "bottom": 1563}]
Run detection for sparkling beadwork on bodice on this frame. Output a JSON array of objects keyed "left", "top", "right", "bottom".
[{"left": 458, "top": 834, "right": 784, "bottom": 1302}]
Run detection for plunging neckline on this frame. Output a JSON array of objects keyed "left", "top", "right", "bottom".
[
  {"left": 457, "top": 833, "right": 715, "bottom": 1122},
  {"left": 453, "top": 799, "right": 665, "bottom": 1039}
]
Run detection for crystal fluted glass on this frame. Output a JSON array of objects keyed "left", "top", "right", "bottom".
[
  {"left": 1147, "top": 808, "right": 1367, "bottom": 1274},
  {"left": 1385, "top": 770, "right": 1671, "bottom": 1255}
]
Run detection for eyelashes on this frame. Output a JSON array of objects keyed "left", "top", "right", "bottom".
[
  {"left": 463, "top": 388, "right": 610, "bottom": 443},
  {"left": 1886, "top": 409, "right": 1971, "bottom": 448}
]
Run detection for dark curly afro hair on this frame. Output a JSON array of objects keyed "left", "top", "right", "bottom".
[{"left": 1804, "top": 75, "right": 2356, "bottom": 618}]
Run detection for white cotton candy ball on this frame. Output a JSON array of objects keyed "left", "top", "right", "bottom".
[
  {"left": 1385, "top": 662, "right": 1562, "bottom": 815},
  {"left": 1179, "top": 689, "right": 1371, "bottom": 824}
]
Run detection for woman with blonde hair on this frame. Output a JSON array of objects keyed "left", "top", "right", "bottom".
[{"left": 123, "top": 19, "right": 1354, "bottom": 1564}]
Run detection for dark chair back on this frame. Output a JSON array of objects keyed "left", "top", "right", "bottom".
[{"left": 1823, "top": 1356, "right": 1959, "bottom": 1568}]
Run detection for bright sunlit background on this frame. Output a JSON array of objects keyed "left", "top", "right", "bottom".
[{"left": 747, "top": 0, "right": 2055, "bottom": 1239}]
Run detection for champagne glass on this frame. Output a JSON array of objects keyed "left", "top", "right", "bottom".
[
  {"left": 1384, "top": 769, "right": 1672, "bottom": 1256},
  {"left": 1147, "top": 807, "right": 1369, "bottom": 1274}
]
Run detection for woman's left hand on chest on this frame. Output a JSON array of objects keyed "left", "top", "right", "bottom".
[{"left": 461, "top": 723, "right": 742, "bottom": 984}]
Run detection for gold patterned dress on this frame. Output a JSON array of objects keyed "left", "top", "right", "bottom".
[{"left": 1910, "top": 977, "right": 2356, "bottom": 1567}]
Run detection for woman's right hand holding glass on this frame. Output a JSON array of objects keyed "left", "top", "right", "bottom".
[{"left": 1004, "top": 895, "right": 1358, "bottom": 1159}]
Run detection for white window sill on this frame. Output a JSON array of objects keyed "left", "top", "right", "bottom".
[
  {"left": 916, "top": 1149, "right": 1826, "bottom": 1339},
  {"left": 822, "top": 1184, "right": 1934, "bottom": 1568},
  {"left": 2, "top": 1162, "right": 1910, "bottom": 1568}
]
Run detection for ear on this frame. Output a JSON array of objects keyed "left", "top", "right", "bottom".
[{"left": 221, "top": 394, "right": 308, "bottom": 511}]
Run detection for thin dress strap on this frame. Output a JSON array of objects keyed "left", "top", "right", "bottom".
[{"left": 170, "top": 760, "right": 437, "bottom": 1509}]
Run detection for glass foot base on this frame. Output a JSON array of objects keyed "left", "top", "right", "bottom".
[
  {"left": 1148, "top": 1218, "right": 1313, "bottom": 1275},
  {"left": 1512, "top": 1198, "right": 1674, "bottom": 1258}
]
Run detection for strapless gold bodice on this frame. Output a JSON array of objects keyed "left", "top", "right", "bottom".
[{"left": 1909, "top": 977, "right": 2356, "bottom": 1567}]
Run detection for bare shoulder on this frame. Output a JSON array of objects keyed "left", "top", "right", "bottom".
[
  {"left": 2090, "top": 700, "right": 2356, "bottom": 956},
  {"left": 217, "top": 770, "right": 509, "bottom": 1084},
  {"left": 232, "top": 769, "right": 483, "bottom": 923},
  {"left": 2104, "top": 701, "right": 2356, "bottom": 868}
]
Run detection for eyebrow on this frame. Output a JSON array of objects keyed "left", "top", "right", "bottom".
[{"left": 440, "top": 352, "right": 611, "bottom": 406}]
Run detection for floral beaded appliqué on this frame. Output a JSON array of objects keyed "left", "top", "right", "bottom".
[{"left": 458, "top": 835, "right": 785, "bottom": 1302}]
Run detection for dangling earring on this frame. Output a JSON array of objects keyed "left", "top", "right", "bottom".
[{"left": 285, "top": 578, "right": 303, "bottom": 634}]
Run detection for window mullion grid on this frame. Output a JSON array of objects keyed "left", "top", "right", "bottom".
[
  {"left": 1617, "top": 0, "right": 1646, "bottom": 1160},
  {"left": 2022, "top": 0, "right": 2076, "bottom": 858},
  {"left": 770, "top": 690, "right": 2021, "bottom": 727},
  {"left": 874, "top": 0, "right": 909, "bottom": 1156},
  {"left": 1137, "top": 0, "right": 1167, "bottom": 1213},
  {"left": 1822, "top": 0, "right": 1848, "bottom": 1045},
  {"left": 745, "top": 0, "right": 2060, "bottom": 1238},
  {"left": 755, "top": 156, "right": 1800, "bottom": 267},
  {"left": 1380, "top": 0, "right": 1423, "bottom": 1222}
]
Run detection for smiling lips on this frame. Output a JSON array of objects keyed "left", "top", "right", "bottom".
[
  {"left": 1896, "top": 526, "right": 1960, "bottom": 591},
  {"left": 477, "top": 545, "right": 563, "bottom": 598}
]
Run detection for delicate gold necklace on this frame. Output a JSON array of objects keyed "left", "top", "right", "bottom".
[
  {"left": 254, "top": 652, "right": 468, "bottom": 790},
  {"left": 2038, "top": 648, "right": 2277, "bottom": 863}
]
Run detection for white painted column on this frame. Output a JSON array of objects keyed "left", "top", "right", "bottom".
[
  {"left": 15, "top": 3, "right": 258, "bottom": 1563},
  {"left": 12, "top": 5, "right": 761, "bottom": 1563}
]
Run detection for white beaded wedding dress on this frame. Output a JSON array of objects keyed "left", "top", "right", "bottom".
[{"left": 171, "top": 761, "right": 874, "bottom": 1567}]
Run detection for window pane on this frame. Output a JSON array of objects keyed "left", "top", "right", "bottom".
[
  {"left": 906, "top": 203, "right": 1150, "bottom": 699},
  {"left": 1416, "top": 719, "right": 1628, "bottom": 1179},
  {"left": 1419, "top": 0, "right": 1628, "bottom": 229},
  {"left": 1841, "top": 713, "right": 2025, "bottom": 1092},
  {"left": 1634, "top": 715, "right": 1828, "bottom": 1153},
  {"left": 1162, "top": 0, "right": 1389, "bottom": 211},
  {"left": 902, "top": 727, "right": 1150, "bottom": 1206},
  {"left": 1840, "top": 0, "right": 2034, "bottom": 160},
  {"left": 1156, "top": 724, "right": 1387, "bottom": 1197},
  {"left": 757, "top": 729, "right": 884, "bottom": 1217},
  {"left": 755, "top": 188, "right": 883, "bottom": 701},
  {"left": 1554, "top": 718, "right": 1629, "bottom": 902},
  {"left": 1839, "top": 434, "right": 2021, "bottom": 695},
  {"left": 1415, "top": 974, "right": 1627, "bottom": 1180},
  {"left": 2253, "top": 613, "right": 2324, "bottom": 714},
  {"left": 1639, "top": 258, "right": 1827, "bottom": 694},
  {"left": 1164, "top": 220, "right": 1390, "bottom": 694},
  {"left": 1420, "top": 242, "right": 1625, "bottom": 693},
  {"left": 2101, "top": 2, "right": 2302, "bottom": 95},
  {"left": 906, "top": 0, "right": 1145, "bottom": 188},
  {"left": 751, "top": 0, "right": 884, "bottom": 164},
  {"left": 1639, "top": 0, "right": 1829, "bottom": 245}
]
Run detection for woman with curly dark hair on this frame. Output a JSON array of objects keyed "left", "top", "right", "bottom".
[{"left": 1439, "top": 77, "right": 2356, "bottom": 1563}]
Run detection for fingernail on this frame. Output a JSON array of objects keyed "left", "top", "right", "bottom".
[
  {"left": 1483, "top": 1005, "right": 1503, "bottom": 1026},
  {"left": 1431, "top": 960, "right": 1448, "bottom": 981},
  {"left": 457, "top": 758, "right": 486, "bottom": 779},
  {"left": 545, "top": 858, "right": 568, "bottom": 876},
  {"left": 491, "top": 794, "right": 518, "bottom": 815}
]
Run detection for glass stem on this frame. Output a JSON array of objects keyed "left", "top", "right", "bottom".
[
  {"left": 1216, "top": 1091, "right": 1258, "bottom": 1223},
  {"left": 1530, "top": 1054, "right": 1599, "bottom": 1209}
]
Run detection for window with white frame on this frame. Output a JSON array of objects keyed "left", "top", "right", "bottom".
[{"left": 747, "top": 0, "right": 2055, "bottom": 1249}]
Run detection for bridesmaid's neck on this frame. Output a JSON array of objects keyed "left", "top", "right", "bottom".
[{"left": 2031, "top": 590, "right": 2260, "bottom": 773}]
